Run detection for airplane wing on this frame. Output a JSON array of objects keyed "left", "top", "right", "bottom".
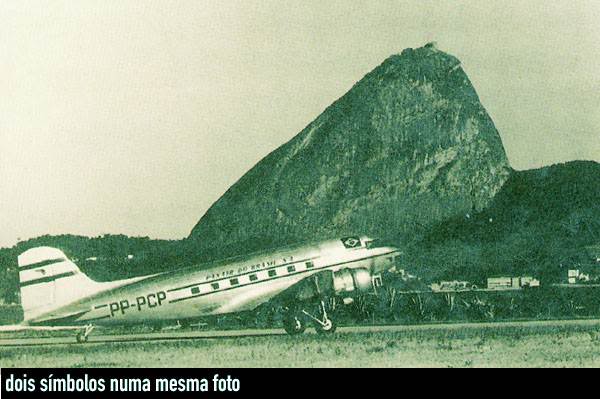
[{"left": 0, "top": 324, "right": 84, "bottom": 332}]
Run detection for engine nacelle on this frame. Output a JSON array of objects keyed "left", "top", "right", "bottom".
[
  {"left": 332, "top": 268, "right": 373, "bottom": 296},
  {"left": 289, "top": 268, "right": 375, "bottom": 302}
]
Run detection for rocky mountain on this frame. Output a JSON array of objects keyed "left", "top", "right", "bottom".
[
  {"left": 189, "top": 43, "right": 512, "bottom": 260},
  {"left": 1, "top": 46, "right": 596, "bottom": 306},
  {"left": 422, "top": 161, "right": 600, "bottom": 282}
]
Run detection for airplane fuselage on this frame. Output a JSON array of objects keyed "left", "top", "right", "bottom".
[{"left": 25, "top": 237, "right": 401, "bottom": 327}]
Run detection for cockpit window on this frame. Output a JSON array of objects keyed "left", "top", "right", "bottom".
[{"left": 365, "top": 239, "right": 396, "bottom": 249}]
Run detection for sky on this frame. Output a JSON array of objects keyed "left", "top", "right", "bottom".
[{"left": 1, "top": 1, "right": 599, "bottom": 248}]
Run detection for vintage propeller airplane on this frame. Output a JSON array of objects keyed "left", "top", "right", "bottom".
[{"left": 2, "top": 236, "right": 401, "bottom": 342}]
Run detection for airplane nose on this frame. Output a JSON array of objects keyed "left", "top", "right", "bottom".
[{"left": 372, "top": 248, "right": 401, "bottom": 274}]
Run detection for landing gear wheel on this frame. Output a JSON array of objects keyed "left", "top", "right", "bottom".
[
  {"left": 283, "top": 313, "right": 306, "bottom": 335},
  {"left": 314, "top": 317, "right": 337, "bottom": 334},
  {"left": 76, "top": 333, "right": 89, "bottom": 343},
  {"left": 75, "top": 324, "right": 95, "bottom": 343}
]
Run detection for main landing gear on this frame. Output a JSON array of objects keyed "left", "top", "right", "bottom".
[
  {"left": 283, "top": 299, "right": 337, "bottom": 335},
  {"left": 283, "top": 312, "right": 306, "bottom": 335},
  {"left": 76, "top": 324, "right": 95, "bottom": 343}
]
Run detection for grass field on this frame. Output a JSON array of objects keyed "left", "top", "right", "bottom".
[
  {"left": 0, "top": 305, "right": 23, "bottom": 325},
  {"left": 2, "top": 322, "right": 600, "bottom": 367}
]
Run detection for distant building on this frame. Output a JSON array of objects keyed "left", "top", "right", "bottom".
[
  {"left": 487, "top": 276, "right": 540, "bottom": 290},
  {"left": 568, "top": 269, "right": 590, "bottom": 284},
  {"left": 431, "top": 281, "right": 474, "bottom": 292}
]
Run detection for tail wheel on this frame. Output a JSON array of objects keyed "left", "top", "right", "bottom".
[
  {"left": 75, "top": 324, "right": 94, "bottom": 343},
  {"left": 76, "top": 333, "right": 88, "bottom": 344},
  {"left": 283, "top": 313, "right": 306, "bottom": 335},
  {"left": 314, "top": 317, "right": 337, "bottom": 334}
]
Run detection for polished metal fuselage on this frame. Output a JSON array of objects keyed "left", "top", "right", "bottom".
[{"left": 28, "top": 238, "right": 400, "bottom": 326}]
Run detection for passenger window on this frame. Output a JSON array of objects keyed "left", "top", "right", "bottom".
[
  {"left": 268, "top": 269, "right": 277, "bottom": 277},
  {"left": 249, "top": 274, "right": 258, "bottom": 282},
  {"left": 191, "top": 287, "right": 200, "bottom": 295},
  {"left": 287, "top": 265, "right": 296, "bottom": 273},
  {"left": 230, "top": 278, "right": 239, "bottom": 286},
  {"left": 306, "top": 261, "right": 314, "bottom": 269},
  {"left": 211, "top": 282, "right": 219, "bottom": 290}
]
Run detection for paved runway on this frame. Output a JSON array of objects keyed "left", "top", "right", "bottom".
[{"left": 2, "top": 318, "right": 600, "bottom": 348}]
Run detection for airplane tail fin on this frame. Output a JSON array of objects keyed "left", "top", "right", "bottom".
[{"left": 17, "top": 247, "right": 101, "bottom": 322}]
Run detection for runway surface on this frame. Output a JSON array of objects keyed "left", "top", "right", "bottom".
[{"left": 2, "top": 318, "right": 600, "bottom": 348}]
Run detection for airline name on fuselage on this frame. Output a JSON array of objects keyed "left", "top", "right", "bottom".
[{"left": 203, "top": 257, "right": 290, "bottom": 282}]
